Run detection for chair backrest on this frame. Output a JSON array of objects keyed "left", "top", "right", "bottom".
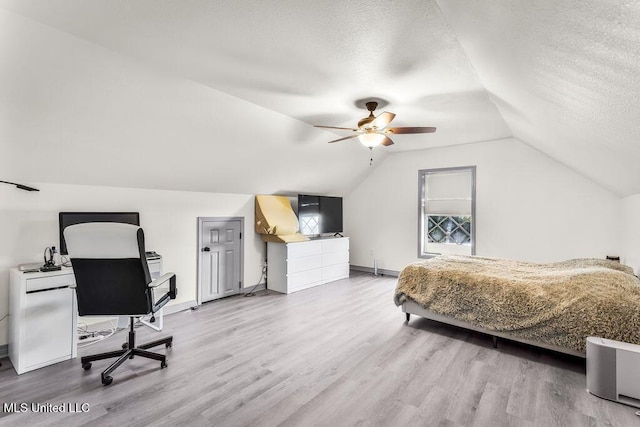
[{"left": 64, "top": 222, "right": 152, "bottom": 316}]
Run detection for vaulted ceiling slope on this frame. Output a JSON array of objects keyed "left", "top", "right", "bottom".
[
  {"left": 438, "top": 0, "right": 640, "bottom": 197},
  {"left": 0, "top": 0, "right": 509, "bottom": 196},
  {"left": 1, "top": 1, "right": 638, "bottom": 196}
]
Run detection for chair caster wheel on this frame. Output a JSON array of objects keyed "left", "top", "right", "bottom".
[
  {"left": 82, "top": 363, "right": 92, "bottom": 370},
  {"left": 161, "top": 360, "right": 168, "bottom": 369},
  {"left": 166, "top": 342, "right": 172, "bottom": 348},
  {"left": 121, "top": 343, "right": 128, "bottom": 349},
  {"left": 102, "top": 375, "right": 113, "bottom": 386}
]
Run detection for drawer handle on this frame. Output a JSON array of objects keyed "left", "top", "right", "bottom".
[{"left": 26, "top": 285, "right": 71, "bottom": 294}]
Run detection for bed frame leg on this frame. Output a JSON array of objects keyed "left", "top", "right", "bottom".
[
  {"left": 405, "top": 313, "right": 410, "bottom": 322},
  {"left": 492, "top": 336, "right": 498, "bottom": 348}
]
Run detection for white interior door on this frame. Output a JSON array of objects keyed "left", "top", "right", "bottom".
[{"left": 199, "top": 218, "right": 242, "bottom": 303}]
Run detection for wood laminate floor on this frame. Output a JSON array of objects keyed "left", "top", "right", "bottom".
[{"left": 0, "top": 272, "right": 638, "bottom": 426}]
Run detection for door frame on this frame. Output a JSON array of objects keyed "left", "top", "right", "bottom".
[{"left": 196, "top": 216, "right": 244, "bottom": 306}]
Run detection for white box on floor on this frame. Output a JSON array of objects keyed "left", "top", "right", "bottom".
[{"left": 587, "top": 336, "right": 640, "bottom": 407}]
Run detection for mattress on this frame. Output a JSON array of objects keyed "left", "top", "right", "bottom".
[{"left": 394, "top": 255, "right": 640, "bottom": 353}]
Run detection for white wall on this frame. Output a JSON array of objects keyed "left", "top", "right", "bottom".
[
  {"left": 0, "top": 183, "right": 265, "bottom": 346},
  {"left": 345, "top": 138, "right": 622, "bottom": 272},
  {"left": 622, "top": 193, "right": 640, "bottom": 274}
]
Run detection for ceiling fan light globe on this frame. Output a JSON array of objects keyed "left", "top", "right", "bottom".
[{"left": 358, "top": 133, "right": 386, "bottom": 148}]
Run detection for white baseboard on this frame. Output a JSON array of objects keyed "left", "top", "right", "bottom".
[
  {"left": 350, "top": 265, "right": 400, "bottom": 277},
  {"left": 165, "top": 299, "right": 198, "bottom": 315}
]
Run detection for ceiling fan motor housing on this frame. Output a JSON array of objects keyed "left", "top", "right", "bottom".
[{"left": 358, "top": 101, "right": 378, "bottom": 128}]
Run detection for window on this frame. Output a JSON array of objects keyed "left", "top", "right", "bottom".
[{"left": 418, "top": 166, "right": 476, "bottom": 258}]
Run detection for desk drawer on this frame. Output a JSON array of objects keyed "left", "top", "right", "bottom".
[{"left": 26, "top": 275, "right": 74, "bottom": 293}]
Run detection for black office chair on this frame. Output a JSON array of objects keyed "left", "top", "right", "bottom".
[{"left": 64, "top": 222, "right": 177, "bottom": 386}]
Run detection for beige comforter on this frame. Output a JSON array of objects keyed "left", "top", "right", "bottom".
[{"left": 394, "top": 255, "right": 640, "bottom": 352}]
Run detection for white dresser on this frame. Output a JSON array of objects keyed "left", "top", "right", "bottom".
[{"left": 267, "top": 237, "right": 349, "bottom": 294}]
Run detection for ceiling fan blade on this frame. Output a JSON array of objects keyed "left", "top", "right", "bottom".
[
  {"left": 386, "top": 126, "right": 437, "bottom": 134},
  {"left": 327, "top": 134, "right": 359, "bottom": 144},
  {"left": 381, "top": 136, "right": 395, "bottom": 146},
  {"left": 314, "top": 125, "right": 360, "bottom": 132},
  {"left": 369, "top": 112, "right": 396, "bottom": 129}
]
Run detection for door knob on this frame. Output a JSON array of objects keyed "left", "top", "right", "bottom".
[{"left": 203, "top": 247, "right": 210, "bottom": 252}]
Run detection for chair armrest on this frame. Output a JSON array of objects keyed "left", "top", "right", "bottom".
[
  {"left": 149, "top": 273, "right": 177, "bottom": 313},
  {"left": 149, "top": 273, "right": 175, "bottom": 289}
]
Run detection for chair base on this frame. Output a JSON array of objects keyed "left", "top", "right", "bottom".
[{"left": 80, "top": 317, "right": 172, "bottom": 385}]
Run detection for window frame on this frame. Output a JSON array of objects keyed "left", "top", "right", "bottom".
[{"left": 417, "top": 166, "right": 476, "bottom": 258}]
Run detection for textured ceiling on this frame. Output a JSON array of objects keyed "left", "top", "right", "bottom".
[
  {"left": 1, "top": 0, "right": 638, "bottom": 196},
  {"left": 438, "top": 0, "right": 640, "bottom": 196},
  {"left": 0, "top": 0, "right": 509, "bottom": 151}
]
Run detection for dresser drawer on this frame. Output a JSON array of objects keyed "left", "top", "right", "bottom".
[
  {"left": 287, "top": 255, "right": 322, "bottom": 274},
  {"left": 288, "top": 279, "right": 323, "bottom": 293},
  {"left": 287, "top": 269, "right": 322, "bottom": 291},
  {"left": 287, "top": 240, "right": 322, "bottom": 259},
  {"left": 322, "top": 263, "right": 349, "bottom": 282},
  {"left": 321, "top": 238, "right": 349, "bottom": 253},
  {"left": 322, "top": 250, "right": 349, "bottom": 267}
]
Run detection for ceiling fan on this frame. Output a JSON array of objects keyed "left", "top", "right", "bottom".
[{"left": 314, "top": 101, "right": 436, "bottom": 149}]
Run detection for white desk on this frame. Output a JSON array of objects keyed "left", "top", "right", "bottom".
[{"left": 8, "top": 257, "right": 163, "bottom": 375}]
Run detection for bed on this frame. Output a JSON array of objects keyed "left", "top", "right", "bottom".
[{"left": 394, "top": 255, "right": 640, "bottom": 357}]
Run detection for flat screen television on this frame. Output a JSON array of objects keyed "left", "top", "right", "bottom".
[
  {"left": 59, "top": 212, "right": 140, "bottom": 255},
  {"left": 298, "top": 195, "right": 343, "bottom": 236}
]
